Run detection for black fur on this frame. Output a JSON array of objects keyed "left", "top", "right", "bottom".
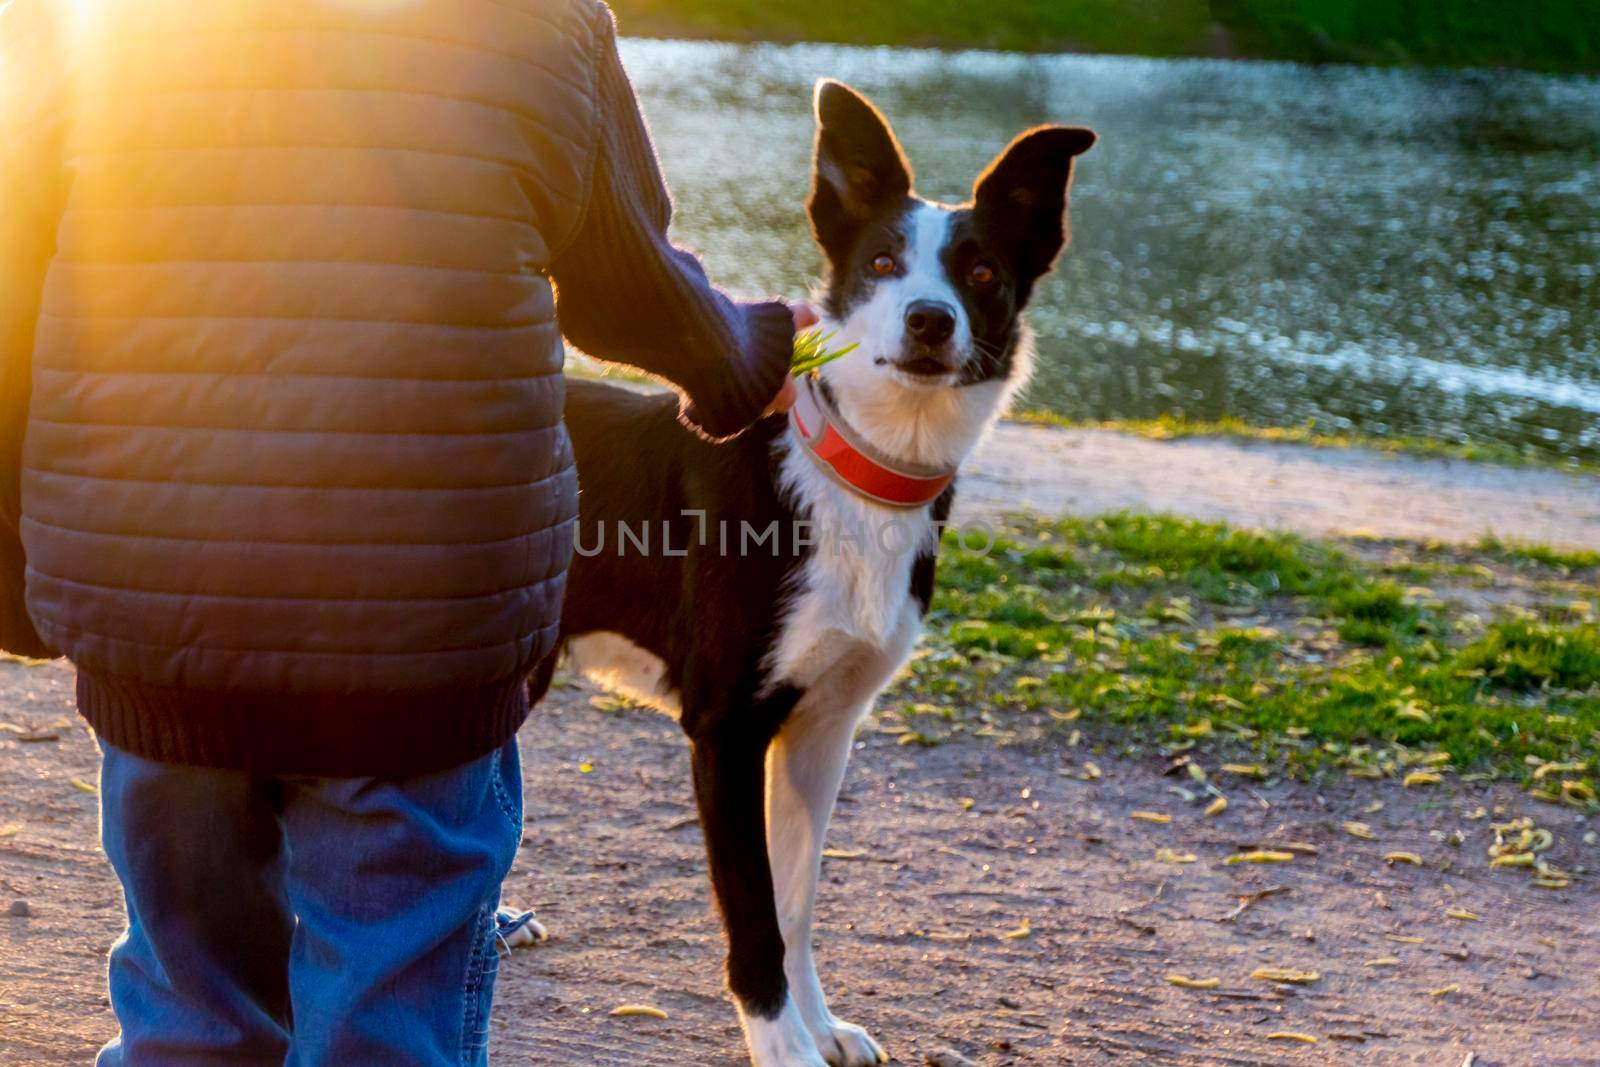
[
  {"left": 808, "top": 80, "right": 915, "bottom": 260},
  {"left": 972, "top": 126, "right": 1097, "bottom": 307},
  {"left": 808, "top": 81, "right": 919, "bottom": 324},
  {"left": 911, "top": 484, "right": 956, "bottom": 613}
]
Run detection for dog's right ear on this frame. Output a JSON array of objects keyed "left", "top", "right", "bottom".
[
  {"left": 808, "top": 80, "right": 914, "bottom": 257},
  {"left": 972, "top": 125, "right": 1096, "bottom": 291}
]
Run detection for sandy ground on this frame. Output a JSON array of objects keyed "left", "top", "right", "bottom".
[
  {"left": 960, "top": 425, "right": 1600, "bottom": 549},
  {"left": 3, "top": 657, "right": 1597, "bottom": 1067}
]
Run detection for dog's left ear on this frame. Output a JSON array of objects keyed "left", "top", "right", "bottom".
[
  {"left": 809, "top": 80, "right": 914, "bottom": 259},
  {"left": 973, "top": 126, "right": 1096, "bottom": 286}
]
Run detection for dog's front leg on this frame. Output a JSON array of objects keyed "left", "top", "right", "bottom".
[
  {"left": 767, "top": 703, "right": 887, "bottom": 1067},
  {"left": 689, "top": 715, "right": 828, "bottom": 1067}
]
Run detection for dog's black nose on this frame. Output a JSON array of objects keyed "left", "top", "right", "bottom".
[{"left": 905, "top": 301, "right": 956, "bottom": 346}]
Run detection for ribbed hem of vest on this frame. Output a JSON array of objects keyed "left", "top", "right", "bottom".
[{"left": 77, "top": 671, "right": 531, "bottom": 779}]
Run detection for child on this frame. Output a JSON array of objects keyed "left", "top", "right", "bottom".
[{"left": 0, "top": 1, "right": 805, "bottom": 1062}]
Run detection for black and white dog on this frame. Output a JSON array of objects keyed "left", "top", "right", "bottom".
[{"left": 530, "top": 80, "right": 1093, "bottom": 1067}]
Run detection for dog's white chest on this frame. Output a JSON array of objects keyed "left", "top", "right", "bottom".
[
  {"left": 764, "top": 438, "right": 933, "bottom": 692},
  {"left": 566, "top": 436, "right": 938, "bottom": 717}
]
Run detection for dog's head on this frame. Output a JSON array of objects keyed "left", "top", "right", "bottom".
[{"left": 805, "top": 80, "right": 1094, "bottom": 463}]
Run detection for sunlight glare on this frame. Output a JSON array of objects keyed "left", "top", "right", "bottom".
[{"left": 327, "top": 0, "right": 425, "bottom": 12}]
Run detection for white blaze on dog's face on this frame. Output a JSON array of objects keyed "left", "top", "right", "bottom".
[{"left": 805, "top": 80, "right": 1095, "bottom": 467}]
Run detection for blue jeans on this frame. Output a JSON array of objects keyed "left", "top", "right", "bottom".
[{"left": 95, "top": 737, "right": 525, "bottom": 1067}]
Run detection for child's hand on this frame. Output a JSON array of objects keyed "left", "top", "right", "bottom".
[
  {"left": 762, "top": 378, "right": 797, "bottom": 418},
  {"left": 762, "top": 302, "right": 821, "bottom": 417},
  {"left": 791, "top": 300, "right": 821, "bottom": 332}
]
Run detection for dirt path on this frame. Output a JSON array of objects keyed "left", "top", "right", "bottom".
[
  {"left": 3, "top": 658, "right": 1596, "bottom": 1066},
  {"left": 961, "top": 425, "right": 1600, "bottom": 549}
]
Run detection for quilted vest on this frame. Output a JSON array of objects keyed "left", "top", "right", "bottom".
[{"left": 21, "top": 0, "right": 601, "bottom": 756}]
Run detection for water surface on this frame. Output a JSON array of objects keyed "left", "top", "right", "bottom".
[{"left": 621, "top": 40, "right": 1600, "bottom": 462}]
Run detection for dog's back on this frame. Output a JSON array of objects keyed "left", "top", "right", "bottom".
[{"left": 534, "top": 379, "right": 802, "bottom": 712}]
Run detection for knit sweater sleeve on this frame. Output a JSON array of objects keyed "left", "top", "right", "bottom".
[
  {"left": 549, "top": 21, "right": 794, "bottom": 440},
  {"left": 0, "top": 0, "right": 67, "bottom": 658}
]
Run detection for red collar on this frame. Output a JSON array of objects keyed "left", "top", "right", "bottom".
[{"left": 787, "top": 376, "right": 957, "bottom": 509}]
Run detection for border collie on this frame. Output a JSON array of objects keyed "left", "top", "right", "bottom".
[{"left": 530, "top": 80, "right": 1094, "bottom": 1067}]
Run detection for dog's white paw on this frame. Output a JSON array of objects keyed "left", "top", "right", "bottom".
[
  {"left": 745, "top": 998, "right": 831, "bottom": 1067},
  {"left": 811, "top": 1017, "right": 887, "bottom": 1067}
]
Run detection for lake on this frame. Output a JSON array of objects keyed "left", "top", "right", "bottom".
[{"left": 619, "top": 39, "right": 1600, "bottom": 464}]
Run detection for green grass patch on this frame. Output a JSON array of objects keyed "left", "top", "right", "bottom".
[
  {"left": 610, "top": 0, "right": 1600, "bottom": 72},
  {"left": 1327, "top": 582, "right": 1428, "bottom": 647},
  {"left": 889, "top": 513, "right": 1599, "bottom": 799},
  {"left": 1457, "top": 620, "right": 1600, "bottom": 691},
  {"left": 610, "top": 0, "right": 1216, "bottom": 58},
  {"left": 1475, "top": 535, "right": 1600, "bottom": 574},
  {"left": 1213, "top": 0, "right": 1600, "bottom": 73}
]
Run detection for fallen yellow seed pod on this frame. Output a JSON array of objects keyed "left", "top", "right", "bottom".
[
  {"left": 1155, "top": 849, "right": 1198, "bottom": 864},
  {"left": 1342, "top": 821, "right": 1375, "bottom": 840},
  {"left": 1403, "top": 772, "right": 1442, "bottom": 787},
  {"left": 1165, "top": 974, "right": 1220, "bottom": 990},
  {"left": 1251, "top": 968, "right": 1320, "bottom": 984},
  {"left": 1489, "top": 853, "right": 1535, "bottom": 868},
  {"left": 1221, "top": 763, "right": 1266, "bottom": 777},
  {"left": 69, "top": 778, "right": 98, "bottom": 794},
  {"left": 1385, "top": 934, "right": 1426, "bottom": 944},
  {"left": 1427, "top": 984, "right": 1459, "bottom": 997},
  {"left": 609, "top": 1005, "right": 669, "bottom": 1019},
  {"left": 1384, "top": 851, "right": 1423, "bottom": 865},
  {"left": 1001, "top": 920, "right": 1032, "bottom": 940},
  {"left": 1445, "top": 908, "right": 1479, "bottom": 922},
  {"left": 1226, "top": 850, "right": 1296, "bottom": 865},
  {"left": 1266, "top": 1032, "right": 1319, "bottom": 1045},
  {"left": 1204, "top": 796, "right": 1228, "bottom": 817},
  {"left": 1130, "top": 811, "right": 1172, "bottom": 824},
  {"left": 1364, "top": 957, "right": 1401, "bottom": 967},
  {"left": 1532, "top": 760, "right": 1588, "bottom": 781}
]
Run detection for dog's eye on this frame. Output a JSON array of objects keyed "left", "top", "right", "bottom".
[
  {"left": 870, "top": 253, "right": 897, "bottom": 276},
  {"left": 970, "top": 261, "right": 997, "bottom": 285}
]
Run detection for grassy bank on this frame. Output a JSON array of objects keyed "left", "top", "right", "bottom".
[
  {"left": 609, "top": 0, "right": 1600, "bottom": 73},
  {"left": 610, "top": 0, "right": 1213, "bottom": 58},
  {"left": 884, "top": 513, "right": 1599, "bottom": 807},
  {"left": 1009, "top": 411, "right": 1600, "bottom": 477}
]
